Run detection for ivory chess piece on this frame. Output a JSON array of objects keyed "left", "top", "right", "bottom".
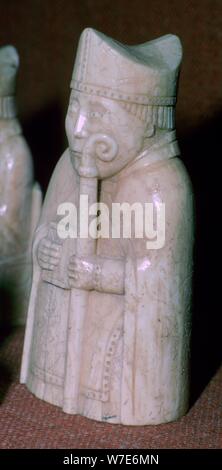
[
  {"left": 0, "top": 45, "right": 42, "bottom": 325},
  {"left": 21, "top": 29, "right": 194, "bottom": 425}
]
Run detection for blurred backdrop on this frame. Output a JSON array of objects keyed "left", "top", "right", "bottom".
[
  {"left": 0, "top": 0, "right": 221, "bottom": 187},
  {"left": 0, "top": 0, "right": 222, "bottom": 405}
]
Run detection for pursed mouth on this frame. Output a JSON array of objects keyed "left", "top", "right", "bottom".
[{"left": 70, "top": 149, "right": 82, "bottom": 158}]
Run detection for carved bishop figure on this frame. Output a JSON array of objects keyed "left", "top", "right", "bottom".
[
  {"left": 21, "top": 29, "right": 194, "bottom": 425},
  {"left": 0, "top": 45, "right": 42, "bottom": 325}
]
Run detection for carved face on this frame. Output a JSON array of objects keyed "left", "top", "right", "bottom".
[{"left": 65, "top": 90, "right": 148, "bottom": 178}]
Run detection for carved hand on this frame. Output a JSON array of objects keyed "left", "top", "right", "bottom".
[
  {"left": 37, "top": 237, "right": 62, "bottom": 271},
  {"left": 68, "top": 255, "right": 96, "bottom": 291},
  {"left": 68, "top": 254, "right": 125, "bottom": 294}
]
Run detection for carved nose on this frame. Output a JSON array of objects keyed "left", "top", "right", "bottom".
[{"left": 73, "top": 114, "right": 88, "bottom": 138}]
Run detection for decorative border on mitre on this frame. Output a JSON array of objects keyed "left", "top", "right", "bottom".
[
  {"left": 71, "top": 79, "right": 176, "bottom": 106},
  {"left": 0, "top": 96, "right": 17, "bottom": 118}
]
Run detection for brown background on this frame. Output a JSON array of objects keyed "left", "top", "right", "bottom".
[
  {"left": 0, "top": 0, "right": 222, "bottom": 447},
  {"left": 0, "top": 0, "right": 222, "bottom": 183},
  {"left": 0, "top": 0, "right": 221, "bottom": 186},
  {"left": 1, "top": 0, "right": 222, "bottom": 126}
]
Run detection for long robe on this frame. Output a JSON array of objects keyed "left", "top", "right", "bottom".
[{"left": 21, "top": 132, "right": 194, "bottom": 425}]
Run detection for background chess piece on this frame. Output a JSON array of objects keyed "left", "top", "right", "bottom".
[
  {"left": 21, "top": 29, "right": 194, "bottom": 425},
  {"left": 0, "top": 45, "right": 42, "bottom": 326}
]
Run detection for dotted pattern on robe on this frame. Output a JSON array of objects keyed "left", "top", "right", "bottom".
[{"left": 82, "top": 322, "right": 123, "bottom": 403}]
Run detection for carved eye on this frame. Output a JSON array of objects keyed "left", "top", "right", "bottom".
[
  {"left": 69, "top": 100, "right": 79, "bottom": 114},
  {"left": 88, "top": 111, "right": 103, "bottom": 119}
]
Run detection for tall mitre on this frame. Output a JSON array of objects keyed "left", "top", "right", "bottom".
[{"left": 71, "top": 28, "right": 182, "bottom": 129}]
